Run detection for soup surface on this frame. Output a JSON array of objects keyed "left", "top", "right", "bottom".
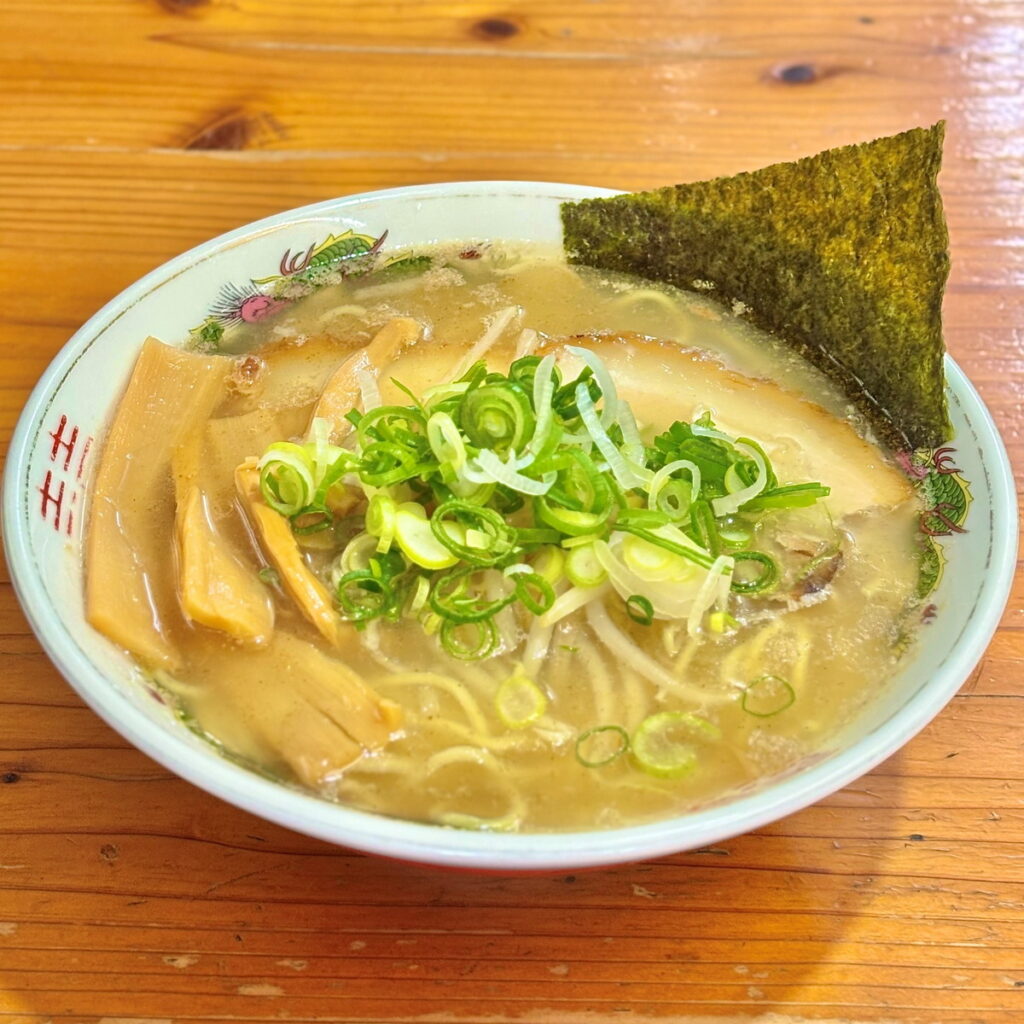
[{"left": 86, "top": 242, "right": 922, "bottom": 832}]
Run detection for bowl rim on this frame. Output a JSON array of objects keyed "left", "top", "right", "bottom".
[{"left": 3, "top": 180, "right": 1018, "bottom": 870}]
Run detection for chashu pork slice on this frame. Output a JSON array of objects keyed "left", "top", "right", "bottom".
[
  {"left": 310, "top": 316, "right": 422, "bottom": 441},
  {"left": 543, "top": 332, "right": 914, "bottom": 520}
]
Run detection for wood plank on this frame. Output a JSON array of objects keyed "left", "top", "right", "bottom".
[{"left": 0, "top": 1, "right": 1022, "bottom": 1021}]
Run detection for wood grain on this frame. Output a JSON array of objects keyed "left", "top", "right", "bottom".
[{"left": 0, "top": 1, "right": 1022, "bottom": 1022}]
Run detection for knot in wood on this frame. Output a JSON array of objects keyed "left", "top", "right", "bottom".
[
  {"left": 157, "top": 0, "right": 209, "bottom": 14},
  {"left": 473, "top": 17, "right": 520, "bottom": 40},
  {"left": 773, "top": 63, "right": 818, "bottom": 85}
]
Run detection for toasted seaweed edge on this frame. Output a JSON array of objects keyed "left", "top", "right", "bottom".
[{"left": 560, "top": 124, "right": 953, "bottom": 452}]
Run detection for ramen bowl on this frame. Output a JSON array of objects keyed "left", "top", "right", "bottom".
[{"left": 2, "top": 182, "right": 1016, "bottom": 871}]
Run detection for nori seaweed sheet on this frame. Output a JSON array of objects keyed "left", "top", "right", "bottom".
[{"left": 561, "top": 124, "right": 952, "bottom": 451}]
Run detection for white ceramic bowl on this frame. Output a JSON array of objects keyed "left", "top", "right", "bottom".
[{"left": 3, "top": 182, "right": 1017, "bottom": 871}]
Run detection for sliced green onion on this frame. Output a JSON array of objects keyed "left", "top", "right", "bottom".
[
  {"left": 617, "top": 400, "right": 645, "bottom": 466},
  {"left": 515, "top": 527, "right": 563, "bottom": 546},
  {"left": 256, "top": 342, "right": 833, "bottom": 661},
  {"left": 336, "top": 569, "right": 393, "bottom": 623},
  {"left": 436, "top": 811, "right": 519, "bottom": 832},
  {"left": 448, "top": 476, "right": 497, "bottom": 505},
  {"left": 648, "top": 459, "right": 701, "bottom": 516},
  {"left": 574, "top": 380, "right": 646, "bottom": 490},
  {"left": 458, "top": 359, "right": 489, "bottom": 386},
  {"left": 440, "top": 617, "right": 499, "bottom": 660},
  {"left": 465, "top": 447, "right": 554, "bottom": 496},
  {"left": 649, "top": 421, "right": 734, "bottom": 489},
  {"left": 561, "top": 533, "right": 601, "bottom": 549},
  {"left": 307, "top": 413, "right": 346, "bottom": 469},
  {"left": 710, "top": 441, "right": 768, "bottom": 516},
  {"left": 686, "top": 553, "right": 735, "bottom": 637},
  {"left": 356, "top": 404, "right": 426, "bottom": 448},
  {"left": 430, "top": 500, "right": 518, "bottom": 567},
  {"left": 507, "top": 354, "right": 544, "bottom": 393},
  {"left": 730, "top": 551, "right": 779, "bottom": 594},
  {"left": 311, "top": 452, "right": 355, "bottom": 509},
  {"left": 358, "top": 441, "right": 424, "bottom": 487},
  {"left": 502, "top": 561, "right": 532, "bottom": 576},
  {"left": 617, "top": 507, "right": 672, "bottom": 530},
  {"left": 512, "top": 571, "right": 555, "bottom": 615},
  {"left": 625, "top": 594, "right": 655, "bottom": 625},
  {"left": 619, "top": 532, "right": 693, "bottom": 583},
  {"left": 723, "top": 462, "right": 747, "bottom": 495},
  {"left": 735, "top": 436, "right": 778, "bottom": 491},
  {"left": 529, "top": 545, "right": 566, "bottom": 585},
  {"left": 354, "top": 364, "right": 382, "bottom": 411},
  {"left": 490, "top": 483, "right": 526, "bottom": 512},
  {"left": 631, "top": 711, "right": 722, "bottom": 779},
  {"left": 575, "top": 725, "right": 630, "bottom": 767},
  {"left": 534, "top": 448, "right": 616, "bottom": 536},
  {"left": 741, "top": 674, "right": 795, "bottom": 717},
  {"left": 495, "top": 672, "right": 548, "bottom": 729},
  {"left": 430, "top": 566, "right": 514, "bottom": 623},
  {"left": 524, "top": 353, "right": 558, "bottom": 457},
  {"left": 333, "top": 532, "right": 379, "bottom": 579},
  {"left": 615, "top": 523, "right": 715, "bottom": 570},
  {"left": 290, "top": 506, "right": 334, "bottom": 535},
  {"left": 419, "top": 609, "right": 443, "bottom": 636},
  {"left": 653, "top": 479, "right": 693, "bottom": 519},
  {"left": 258, "top": 441, "right": 315, "bottom": 516},
  {"left": 426, "top": 411, "right": 468, "bottom": 481},
  {"left": 688, "top": 499, "right": 721, "bottom": 557},
  {"left": 404, "top": 574, "right": 431, "bottom": 617},
  {"left": 394, "top": 506, "right": 459, "bottom": 570},
  {"left": 366, "top": 493, "right": 397, "bottom": 553},
  {"left": 460, "top": 382, "right": 534, "bottom": 452},
  {"left": 552, "top": 364, "right": 598, "bottom": 425},
  {"left": 565, "top": 543, "right": 608, "bottom": 588},
  {"left": 743, "top": 482, "right": 831, "bottom": 511},
  {"left": 566, "top": 344, "right": 619, "bottom": 427},
  {"left": 257, "top": 567, "right": 280, "bottom": 586}
]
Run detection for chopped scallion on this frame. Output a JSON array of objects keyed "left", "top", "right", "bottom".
[
  {"left": 625, "top": 594, "right": 655, "bottom": 626},
  {"left": 512, "top": 572, "right": 555, "bottom": 616},
  {"left": 631, "top": 711, "right": 721, "bottom": 779},
  {"left": 290, "top": 506, "right": 334, "bottom": 535},
  {"left": 429, "top": 566, "right": 514, "bottom": 623},
  {"left": 366, "top": 493, "right": 397, "bottom": 553},
  {"left": 530, "top": 545, "right": 566, "bottom": 585},
  {"left": 495, "top": 672, "right": 548, "bottom": 729},
  {"left": 255, "top": 342, "right": 831, "bottom": 659},
  {"left": 575, "top": 724, "right": 630, "bottom": 767},
  {"left": 430, "top": 500, "right": 518, "bottom": 566},
  {"left": 440, "top": 617, "right": 499, "bottom": 660},
  {"left": 565, "top": 542, "right": 608, "bottom": 588},
  {"left": 730, "top": 551, "right": 779, "bottom": 594},
  {"left": 394, "top": 505, "right": 459, "bottom": 570},
  {"left": 258, "top": 442, "right": 315, "bottom": 517},
  {"left": 741, "top": 674, "right": 795, "bottom": 717},
  {"left": 336, "top": 569, "right": 394, "bottom": 623}
]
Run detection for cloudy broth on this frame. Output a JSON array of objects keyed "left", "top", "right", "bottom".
[{"left": 133, "top": 244, "right": 922, "bottom": 831}]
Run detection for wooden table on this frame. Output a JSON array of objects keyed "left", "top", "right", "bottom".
[{"left": 1, "top": 2, "right": 1022, "bottom": 1021}]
